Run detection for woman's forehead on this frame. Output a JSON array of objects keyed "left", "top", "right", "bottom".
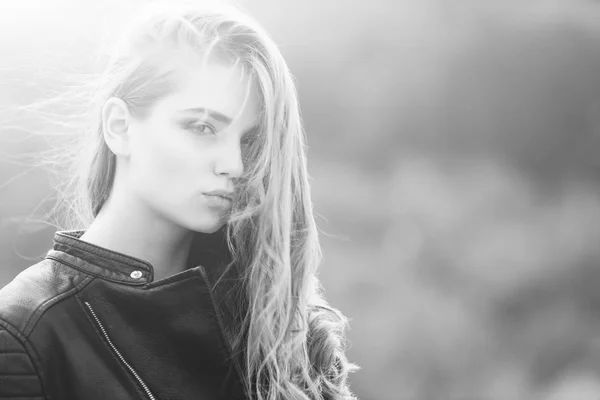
[{"left": 159, "top": 49, "right": 261, "bottom": 123}]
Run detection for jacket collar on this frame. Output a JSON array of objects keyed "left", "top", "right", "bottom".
[
  {"left": 44, "top": 229, "right": 235, "bottom": 287},
  {"left": 45, "top": 230, "right": 155, "bottom": 285}
]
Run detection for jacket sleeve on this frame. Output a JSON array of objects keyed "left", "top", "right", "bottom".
[{"left": 0, "top": 327, "right": 45, "bottom": 399}]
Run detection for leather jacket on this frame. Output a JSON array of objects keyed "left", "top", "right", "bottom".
[{"left": 0, "top": 229, "right": 249, "bottom": 400}]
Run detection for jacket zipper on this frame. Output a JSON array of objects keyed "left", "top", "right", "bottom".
[{"left": 84, "top": 301, "right": 157, "bottom": 400}]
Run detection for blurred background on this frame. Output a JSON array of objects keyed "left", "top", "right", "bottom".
[{"left": 2, "top": 0, "right": 600, "bottom": 399}]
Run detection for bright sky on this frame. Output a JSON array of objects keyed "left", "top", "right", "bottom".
[{"left": 0, "top": 0, "right": 146, "bottom": 68}]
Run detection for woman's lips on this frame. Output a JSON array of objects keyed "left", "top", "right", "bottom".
[{"left": 202, "top": 193, "right": 233, "bottom": 208}]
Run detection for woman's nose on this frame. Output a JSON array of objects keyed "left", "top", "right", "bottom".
[{"left": 214, "top": 134, "right": 244, "bottom": 178}]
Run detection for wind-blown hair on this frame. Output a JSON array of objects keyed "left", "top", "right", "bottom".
[{"left": 3, "top": 1, "right": 358, "bottom": 399}]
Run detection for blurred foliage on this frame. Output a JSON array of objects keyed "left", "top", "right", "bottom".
[{"left": 3, "top": 0, "right": 600, "bottom": 399}]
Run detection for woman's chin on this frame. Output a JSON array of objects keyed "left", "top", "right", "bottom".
[
  {"left": 167, "top": 206, "right": 229, "bottom": 234},
  {"left": 187, "top": 217, "right": 227, "bottom": 234}
]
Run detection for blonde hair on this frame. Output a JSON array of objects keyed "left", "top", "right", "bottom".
[{"left": 3, "top": 1, "right": 358, "bottom": 399}]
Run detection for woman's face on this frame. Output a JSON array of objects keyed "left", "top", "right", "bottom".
[{"left": 124, "top": 49, "right": 260, "bottom": 233}]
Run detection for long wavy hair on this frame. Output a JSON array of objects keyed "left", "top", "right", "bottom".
[{"left": 3, "top": 1, "right": 358, "bottom": 399}]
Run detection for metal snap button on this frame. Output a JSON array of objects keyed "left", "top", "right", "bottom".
[{"left": 130, "top": 270, "right": 143, "bottom": 279}]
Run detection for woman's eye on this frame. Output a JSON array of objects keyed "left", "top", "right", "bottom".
[
  {"left": 241, "top": 130, "right": 257, "bottom": 147},
  {"left": 240, "top": 136, "right": 251, "bottom": 148},
  {"left": 186, "top": 122, "right": 216, "bottom": 135}
]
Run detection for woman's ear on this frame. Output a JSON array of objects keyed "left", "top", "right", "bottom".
[{"left": 101, "top": 97, "right": 133, "bottom": 157}]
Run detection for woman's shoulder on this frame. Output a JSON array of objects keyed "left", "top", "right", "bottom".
[
  {"left": 0, "top": 257, "right": 87, "bottom": 337},
  {"left": 0, "top": 260, "right": 58, "bottom": 398}
]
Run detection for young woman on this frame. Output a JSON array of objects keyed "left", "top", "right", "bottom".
[{"left": 0, "top": 1, "right": 358, "bottom": 399}]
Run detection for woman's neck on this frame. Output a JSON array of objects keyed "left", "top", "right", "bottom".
[{"left": 79, "top": 192, "right": 194, "bottom": 282}]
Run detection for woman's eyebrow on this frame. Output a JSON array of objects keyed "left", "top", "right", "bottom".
[{"left": 179, "top": 107, "right": 232, "bottom": 124}]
